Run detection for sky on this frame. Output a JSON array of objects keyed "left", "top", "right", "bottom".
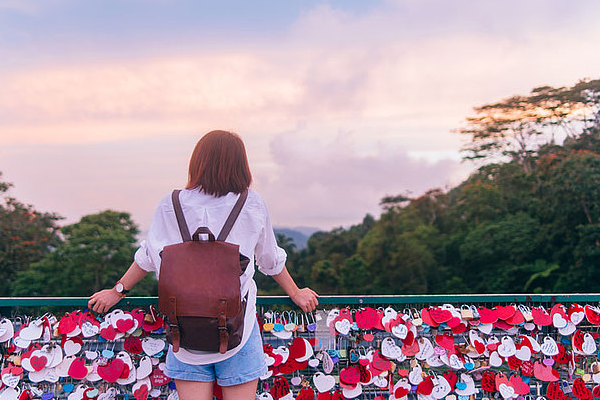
[{"left": 1, "top": 0, "right": 600, "bottom": 232}]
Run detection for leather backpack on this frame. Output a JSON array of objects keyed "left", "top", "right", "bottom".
[{"left": 158, "top": 189, "right": 250, "bottom": 353}]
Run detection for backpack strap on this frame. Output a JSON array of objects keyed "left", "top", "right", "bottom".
[
  {"left": 172, "top": 190, "right": 192, "bottom": 242},
  {"left": 218, "top": 298, "right": 229, "bottom": 354},
  {"left": 217, "top": 190, "right": 248, "bottom": 241},
  {"left": 167, "top": 296, "right": 180, "bottom": 352}
]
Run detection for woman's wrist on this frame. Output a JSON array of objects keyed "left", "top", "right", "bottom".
[
  {"left": 111, "top": 287, "right": 126, "bottom": 299},
  {"left": 287, "top": 286, "right": 300, "bottom": 298},
  {"left": 114, "top": 281, "right": 130, "bottom": 297}
]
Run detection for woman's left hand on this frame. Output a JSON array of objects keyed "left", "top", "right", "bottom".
[
  {"left": 290, "top": 287, "right": 319, "bottom": 312},
  {"left": 88, "top": 289, "right": 122, "bottom": 313}
]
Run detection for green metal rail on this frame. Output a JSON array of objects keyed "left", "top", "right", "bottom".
[{"left": 1, "top": 293, "right": 600, "bottom": 308}]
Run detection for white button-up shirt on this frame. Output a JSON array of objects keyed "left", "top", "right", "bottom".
[{"left": 135, "top": 188, "right": 286, "bottom": 364}]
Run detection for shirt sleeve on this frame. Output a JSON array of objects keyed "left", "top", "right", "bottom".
[
  {"left": 134, "top": 240, "right": 155, "bottom": 273},
  {"left": 133, "top": 194, "right": 180, "bottom": 275},
  {"left": 255, "top": 201, "right": 287, "bottom": 276}
]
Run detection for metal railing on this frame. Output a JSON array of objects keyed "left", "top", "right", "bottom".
[
  {"left": 2, "top": 294, "right": 599, "bottom": 400},
  {"left": 2, "top": 293, "right": 600, "bottom": 308}
]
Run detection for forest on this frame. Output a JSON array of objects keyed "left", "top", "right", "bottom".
[{"left": 2, "top": 77, "right": 600, "bottom": 296}]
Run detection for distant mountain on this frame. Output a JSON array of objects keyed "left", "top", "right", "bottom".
[{"left": 274, "top": 226, "right": 320, "bottom": 250}]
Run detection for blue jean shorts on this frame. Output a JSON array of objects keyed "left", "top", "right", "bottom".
[{"left": 164, "top": 321, "right": 267, "bottom": 386}]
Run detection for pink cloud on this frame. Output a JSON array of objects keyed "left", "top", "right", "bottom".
[{"left": 255, "top": 132, "right": 471, "bottom": 228}]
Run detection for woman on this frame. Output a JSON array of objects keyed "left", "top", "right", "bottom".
[{"left": 89, "top": 130, "right": 318, "bottom": 400}]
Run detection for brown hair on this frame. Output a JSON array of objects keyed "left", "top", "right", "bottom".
[{"left": 186, "top": 130, "right": 252, "bottom": 196}]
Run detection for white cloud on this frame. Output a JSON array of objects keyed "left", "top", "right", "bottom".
[{"left": 255, "top": 132, "right": 471, "bottom": 228}]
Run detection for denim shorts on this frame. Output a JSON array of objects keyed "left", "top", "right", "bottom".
[{"left": 164, "top": 321, "right": 267, "bottom": 386}]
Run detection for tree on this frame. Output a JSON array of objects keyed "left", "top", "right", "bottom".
[
  {"left": 296, "top": 215, "right": 375, "bottom": 293},
  {"left": 0, "top": 172, "right": 62, "bottom": 296},
  {"left": 458, "top": 213, "right": 542, "bottom": 293},
  {"left": 358, "top": 194, "right": 448, "bottom": 295},
  {"left": 538, "top": 150, "right": 600, "bottom": 228},
  {"left": 11, "top": 210, "right": 157, "bottom": 296},
  {"left": 310, "top": 260, "right": 340, "bottom": 294},
  {"left": 459, "top": 79, "right": 600, "bottom": 171},
  {"left": 559, "top": 225, "right": 600, "bottom": 292},
  {"left": 338, "top": 255, "right": 372, "bottom": 294},
  {"left": 535, "top": 147, "right": 600, "bottom": 291}
]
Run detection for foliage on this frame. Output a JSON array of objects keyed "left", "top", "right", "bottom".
[
  {"left": 458, "top": 79, "right": 600, "bottom": 171},
  {"left": 0, "top": 173, "right": 62, "bottom": 296},
  {"left": 11, "top": 210, "right": 157, "bottom": 296}
]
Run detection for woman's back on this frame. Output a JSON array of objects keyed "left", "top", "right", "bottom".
[{"left": 135, "top": 188, "right": 286, "bottom": 279}]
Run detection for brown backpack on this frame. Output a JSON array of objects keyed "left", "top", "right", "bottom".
[{"left": 158, "top": 190, "right": 250, "bottom": 353}]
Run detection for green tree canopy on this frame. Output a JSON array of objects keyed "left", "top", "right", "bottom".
[{"left": 11, "top": 210, "right": 157, "bottom": 297}]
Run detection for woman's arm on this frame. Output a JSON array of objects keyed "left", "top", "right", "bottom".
[
  {"left": 271, "top": 267, "right": 318, "bottom": 312},
  {"left": 88, "top": 261, "right": 149, "bottom": 313}
]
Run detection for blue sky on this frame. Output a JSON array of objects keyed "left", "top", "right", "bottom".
[
  {"left": 0, "top": 0, "right": 375, "bottom": 61},
  {"left": 1, "top": 0, "right": 600, "bottom": 230}
]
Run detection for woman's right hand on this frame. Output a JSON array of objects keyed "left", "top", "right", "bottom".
[
  {"left": 88, "top": 288, "right": 122, "bottom": 313},
  {"left": 290, "top": 287, "right": 319, "bottom": 313}
]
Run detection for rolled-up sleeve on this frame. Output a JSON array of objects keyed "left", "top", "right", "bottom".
[
  {"left": 134, "top": 240, "right": 155, "bottom": 273},
  {"left": 133, "top": 194, "right": 179, "bottom": 276},
  {"left": 255, "top": 203, "right": 287, "bottom": 276}
]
